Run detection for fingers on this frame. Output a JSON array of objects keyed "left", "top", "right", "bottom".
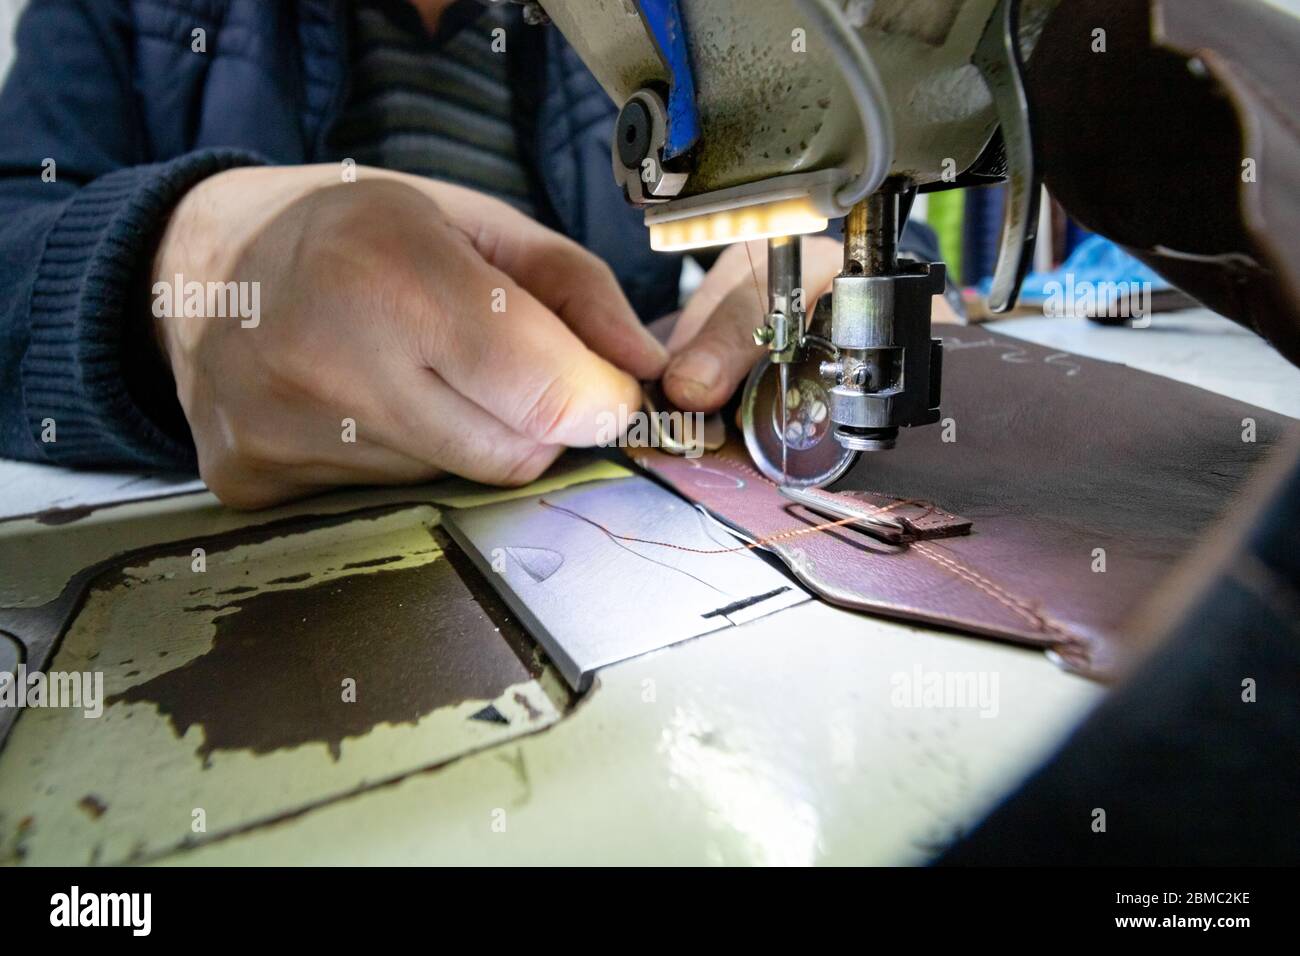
[
  {"left": 645, "top": 310, "right": 680, "bottom": 346},
  {"left": 201, "top": 468, "right": 326, "bottom": 511},
  {"left": 495, "top": 229, "right": 669, "bottom": 381},
  {"left": 197, "top": 418, "right": 440, "bottom": 509},
  {"left": 664, "top": 236, "right": 844, "bottom": 412},
  {"left": 375, "top": 366, "right": 565, "bottom": 486},
  {"left": 662, "top": 279, "right": 766, "bottom": 412},
  {"left": 433, "top": 182, "right": 668, "bottom": 380},
  {"left": 803, "top": 236, "right": 844, "bottom": 303},
  {"left": 202, "top": 388, "right": 560, "bottom": 509},
  {"left": 417, "top": 238, "right": 643, "bottom": 447},
  {"left": 666, "top": 241, "right": 766, "bottom": 353}
]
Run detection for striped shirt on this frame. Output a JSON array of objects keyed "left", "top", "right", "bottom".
[{"left": 328, "top": 0, "right": 535, "bottom": 214}]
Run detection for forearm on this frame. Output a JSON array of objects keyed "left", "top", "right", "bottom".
[
  {"left": 0, "top": 0, "right": 269, "bottom": 468},
  {"left": 0, "top": 152, "right": 266, "bottom": 468}
]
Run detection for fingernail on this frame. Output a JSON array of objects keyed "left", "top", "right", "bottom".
[{"left": 667, "top": 352, "right": 720, "bottom": 404}]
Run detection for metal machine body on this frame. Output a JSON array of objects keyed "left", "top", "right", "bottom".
[
  {"left": 520, "top": 0, "right": 1056, "bottom": 486},
  {"left": 822, "top": 189, "right": 945, "bottom": 454}
]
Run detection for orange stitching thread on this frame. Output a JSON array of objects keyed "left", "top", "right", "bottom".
[
  {"left": 912, "top": 543, "right": 1044, "bottom": 630},
  {"left": 913, "top": 541, "right": 1080, "bottom": 644}
]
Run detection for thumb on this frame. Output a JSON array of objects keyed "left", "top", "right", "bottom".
[{"left": 663, "top": 280, "right": 766, "bottom": 413}]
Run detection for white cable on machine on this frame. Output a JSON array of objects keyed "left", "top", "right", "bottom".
[{"left": 794, "top": 0, "right": 896, "bottom": 211}]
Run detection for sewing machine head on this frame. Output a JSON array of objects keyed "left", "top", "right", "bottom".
[{"left": 527, "top": 0, "right": 1057, "bottom": 485}]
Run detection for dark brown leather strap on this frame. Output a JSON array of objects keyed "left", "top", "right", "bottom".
[
  {"left": 792, "top": 485, "right": 974, "bottom": 542},
  {"left": 1028, "top": 0, "right": 1300, "bottom": 363}
]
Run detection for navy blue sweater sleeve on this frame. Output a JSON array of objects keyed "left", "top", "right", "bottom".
[{"left": 0, "top": 0, "right": 264, "bottom": 469}]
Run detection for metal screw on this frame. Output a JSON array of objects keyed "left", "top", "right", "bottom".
[
  {"left": 522, "top": 2, "right": 549, "bottom": 26},
  {"left": 753, "top": 325, "right": 775, "bottom": 346}
]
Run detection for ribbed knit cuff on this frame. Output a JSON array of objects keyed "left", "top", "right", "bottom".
[{"left": 21, "top": 149, "right": 266, "bottom": 469}]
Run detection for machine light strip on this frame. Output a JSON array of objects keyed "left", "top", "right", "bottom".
[{"left": 648, "top": 197, "right": 829, "bottom": 252}]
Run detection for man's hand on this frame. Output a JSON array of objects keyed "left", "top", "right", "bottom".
[
  {"left": 152, "top": 165, "right": 667, "bottom": 508},
  {"left": 662, "top": 236, "right": 960, "bottom": 413}
]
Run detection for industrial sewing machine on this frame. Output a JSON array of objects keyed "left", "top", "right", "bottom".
[
  {"left": 515, "top": 0, "right": 1055, "bottom": 486},
  {"left": 508, "top": 0, "right": 1300, "bottom": 488}
]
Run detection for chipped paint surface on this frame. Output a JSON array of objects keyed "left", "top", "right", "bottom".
[
  {"left": 0, "top": 505, "right": 571, "bottom": 865},
  {"left": 109, "top": 531, "right": 544, "bottom": 762}
]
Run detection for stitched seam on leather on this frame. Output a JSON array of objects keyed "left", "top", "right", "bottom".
[
  {"left": 912, "top": 543, "right": 1045, "bottom": 630},
  {"left": 681, "top": 451, "right": 1086, "bottom": 650},
  {"left": 913, "top": 542, "right": 1082, "bottom": 648}
]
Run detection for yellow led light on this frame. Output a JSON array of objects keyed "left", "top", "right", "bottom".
[{"left": 649, "top": 197, "right": 829, "bottom": 252}]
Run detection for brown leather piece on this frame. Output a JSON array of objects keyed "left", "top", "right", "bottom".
[{"left": 629, "top": 327, "right": 1293, "bottom": 681}]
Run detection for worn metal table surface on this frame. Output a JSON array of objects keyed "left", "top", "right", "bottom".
[{"left": 0, "top": 309, "right": 1293, "bottom": 865}]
